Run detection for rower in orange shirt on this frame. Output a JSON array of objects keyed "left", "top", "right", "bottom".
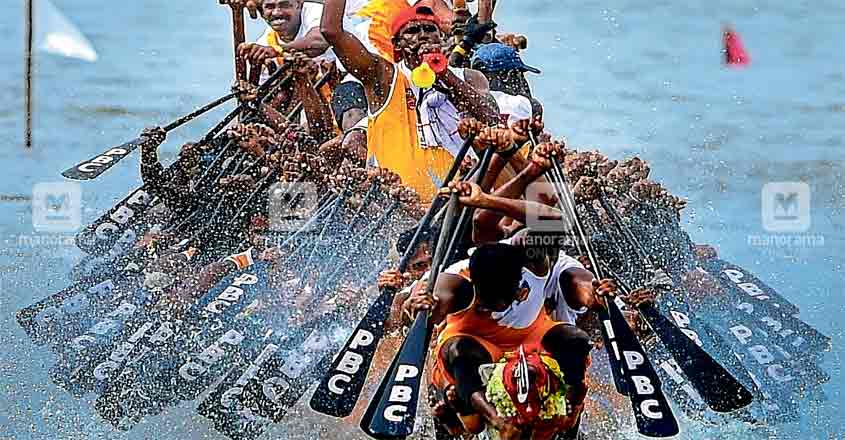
[{"left": 404, "top": 240, "right": 619, "bottom": 439}]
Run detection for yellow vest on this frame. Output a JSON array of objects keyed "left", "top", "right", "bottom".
[
  {"left": 264, "top": 30, "right": 287, "bottom": 64},
  {"left": 367, "top": 67, "right": 455, "bottom": 203}
]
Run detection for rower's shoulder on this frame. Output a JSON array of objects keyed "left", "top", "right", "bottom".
[{"left": 462, "top": 68, "right": 490, "bottom": 92}]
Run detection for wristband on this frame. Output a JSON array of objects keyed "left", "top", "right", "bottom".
[
  {"left": 182, "top": 247, "right": 198, "bottom": 261},
  {"left": 452, "top": 45, "right": 467, "bottom": 57},
  {"left": 224, "top": 248, "right": 255, "bottom": 270}
]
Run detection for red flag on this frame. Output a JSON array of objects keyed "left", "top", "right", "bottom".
[{"left": 723, "top": 25, "right": 750, "bottom": 66}]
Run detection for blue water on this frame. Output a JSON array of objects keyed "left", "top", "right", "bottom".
[{"left": 0, "top": 0, "right": 842, "bottom": 438}]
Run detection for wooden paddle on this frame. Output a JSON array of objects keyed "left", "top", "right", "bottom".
[{"left": 225, "top": 1, "right": 248, "bottom": 82}]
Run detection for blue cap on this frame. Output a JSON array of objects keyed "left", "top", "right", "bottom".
[{"left": 470, "top": 43, "right": 541, "bottom": 74}]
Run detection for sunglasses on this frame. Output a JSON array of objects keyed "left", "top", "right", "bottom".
[{"left": 402, "top": 23, "right": 439, "bottom": 36}]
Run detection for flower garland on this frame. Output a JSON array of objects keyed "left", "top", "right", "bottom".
[{"left": 484, "top": 354, "right": 568, "bottom": 438}]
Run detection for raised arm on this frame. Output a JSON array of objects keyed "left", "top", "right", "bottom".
[
  {"left": 139, "top": 127, "right": 168, "bottom": 189},
  {"left": 320, "top": 0, "right": 384, "bottom": 82},
  {"left": 472, "top": 141, "right": 560, "bottom": 228},
  {"left": 446, "top": 181, "right": 562, "bottom": 242},
  {"left": 290, "top": 54, "right": 336, "bottom": 144}
]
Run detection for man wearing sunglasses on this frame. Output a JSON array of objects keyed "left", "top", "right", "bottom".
[{"left": 321, "top": 0, "right": 499, "bottom": 203}]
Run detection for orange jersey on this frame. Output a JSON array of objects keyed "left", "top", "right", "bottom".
[
  {"left": 430, "top": 255, "right": 584, "bottom": 387},
  {"left": 435, "top": 297, "right": 561, "bottom": 369}
]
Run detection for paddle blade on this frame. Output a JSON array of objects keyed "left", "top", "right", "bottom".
[
  {"left": 364, "top": 312, "right": 431, "bottom": 439},
  {"left": 61, "top": 138, "right": 143, "bottom": 180},
  {"left": 640, "top": 303, "right": 753, "bottom": 412},
  {"left": 74, "top": 186, "right": 155, "bottom": 255},
  {"left": 597, "top": 305, "right": 629, "bottom": 395},
  {"left": 607, "top": 301, "right": 679, "bottom": 437},
  {"left": 310, "top": 287, "right": 396, "bottom": 417},
  {"left": 360, "top": 338, "right": 402, "bottom": 434}
]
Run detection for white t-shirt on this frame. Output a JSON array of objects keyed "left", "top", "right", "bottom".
[
  {"left": 442, "top": 251, "right": 586, "bottom": 327},
  {"left": 490, "top": 90, "right": 533, "bottom": 128},
  {"left": 256, "top": 3, "right": 336, "bottom": 63}
]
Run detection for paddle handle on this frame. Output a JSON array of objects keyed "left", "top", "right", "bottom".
[
  {"left": 231, "top": 5, "right": 247, "bottom": 82},
  {"left": 162, "top": 92, "right": 238, "bottom": 132},
  {"left": 285, "top": 71, "right": 336, "bottom": 121}
]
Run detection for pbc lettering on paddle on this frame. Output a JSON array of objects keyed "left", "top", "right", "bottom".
[
  {"left": 76, "top": 188, "right": 153, "bottom": 253},
  {"left": 219, "top": 343, "right": 279, "bottom": 410},
  {"left": 723, "top": 269, "right": 772, "bottom": 302},
  {"left": 74, "top": 148, "right": 132, "bottom": 174},
  {"left": 667, "top": 310, "right": 704, "bottom": 347},
  {"left": 325, "top": 329, "right": 374, "bottom": 395},
  {"left": 736, "top": 302, "right": 808, "bottom": 351},
  {"left": 247, "top": 327, "right": 341, "bottom": 422},
  {"left": 622, "top": 349, "right": 666, "bottom": 420},
  {"left": 26, "top": 278, "right": 118, "bottom": 347},
  {"left": 71, "top": 302, "right": 137, "bottom": 351},
  {"left": 180, "top": 329, "right": 246, "bottom": 381},
  {"left": 34, "top": 279, "right": 115, "bottom": 328},
  {"left": 381, "top": 364, "right": 420, "bottom": 423},
  {"left": 203, "top": 273, "right": 259, "bottom": 315},
  {"left": 94, "top": 321, "right": 175, "bottom": 381},
  {"left": 604, "top": 319, "right": 667, "bottom": 421},
  {"left": 728, "top": 324, "right": 794, "bottom": 384}
]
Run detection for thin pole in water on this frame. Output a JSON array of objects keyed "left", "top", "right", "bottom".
[{"left": 25, "top": 0, "right": 34, "bottom": 149}]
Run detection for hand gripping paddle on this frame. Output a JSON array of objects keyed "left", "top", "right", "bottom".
[
  {"left": 309, "top": 136, "right": 476, "bottom": 418},
  {"left": 61, "top": 92, "right": 237, "bottom": 181}
]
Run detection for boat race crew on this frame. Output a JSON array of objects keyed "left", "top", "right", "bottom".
[{"left": 18, "top": 2, "right": 831, "bottom": 440}]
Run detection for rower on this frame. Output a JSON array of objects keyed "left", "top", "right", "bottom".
[
  {"left": 470, "top": 42, "right": 541, "bottom": 128},
  {"left": 321, "top": 0, "right": 500, "bottom": 202},
  {"left": 236, "top": 0, "right": 334, "bottom": 74},
  {"left": 404, "top": 239, "right": 618, "bottom": 438},
  {"left": 376, "top": 225, "right": 437, "bottom": 330}
]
